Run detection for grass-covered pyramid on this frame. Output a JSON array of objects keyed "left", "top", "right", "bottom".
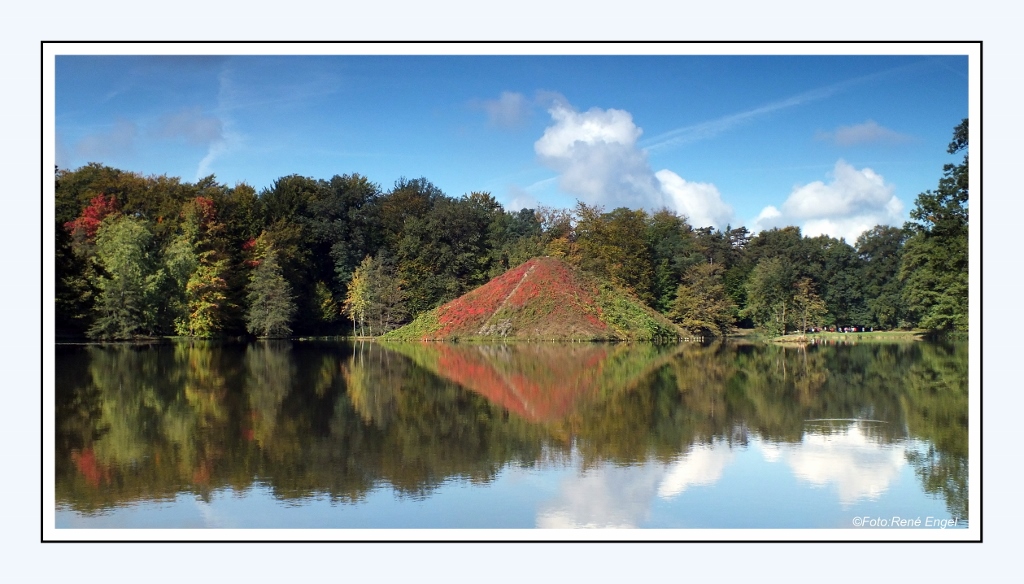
[{"left": 382, "top": 256, "right": 681, "bottom": 341}]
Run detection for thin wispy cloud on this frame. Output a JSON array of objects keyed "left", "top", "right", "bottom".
[
  {"left": 196, "top": 134, "right": 234, "bottom": 180},
  {"left": 641, "top": 62, "right": 926, "bottom": 152},
  {"left": 190, "top": 59, "right": 342, "bottom": 180},
  {"left": 816, "top": 120, "right": 912, "bottom": 146},
  {"left": 642, "top": 86, "right": 838, "bottom": 152},
  {"left": 213, "top": 60, "right": 341, "bottom": 115},
  {"left": 523, "top": 176, "right": 558, "bottom": 192},
  {"left": 474, "top": 89, "right": 568, "bottom": 130},
  {"left": 155, "top": 106, "right": 224, "bottom": 146},
  {"left": 477, "top": 91, "right": 531, "bottom": 128},
  {"left": 194, "top": 66, "right": 241, "bottom": 180},
  {"left": 506, "top": 185, "right": 539, "bottom": 211},
  {"left": 75, "top": 119, "right": 138, "bottom": 159}
]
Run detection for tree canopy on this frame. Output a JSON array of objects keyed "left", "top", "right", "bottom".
[{"left": 55, "top": 120, "right": 969, "bottom": 339}]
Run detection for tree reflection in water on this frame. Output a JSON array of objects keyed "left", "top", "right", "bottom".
[{"left": 55, "top": 338, "right": 968, "bottom": 524}]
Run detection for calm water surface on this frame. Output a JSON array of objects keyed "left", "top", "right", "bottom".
[{"left": 55, "top": 339, "right": 968, "bottom": 529}]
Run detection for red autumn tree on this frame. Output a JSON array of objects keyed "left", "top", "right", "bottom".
[{"left": 64, "top": 194, "right": 119, "bottom": 242}]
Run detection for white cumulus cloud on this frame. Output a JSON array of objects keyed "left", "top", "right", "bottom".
[
  {"left": 753, "top": 160, "right": 904, "bottom": 242},
  {"left": 534, "top": 100, "right": 734, "bottom": 228},
  {"left": 656, "top": 170, "right": 735, "bottom": 230},
  {"left": 535, "top": 102, "right": 658, "bottom": 209}
]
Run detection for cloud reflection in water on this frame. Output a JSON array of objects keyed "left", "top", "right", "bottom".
[{"left": 537, "top": 421, "right": 909, "bottom": 528}]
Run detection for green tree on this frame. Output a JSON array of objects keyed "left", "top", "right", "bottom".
[
  {"left": 378, "top": 177, "right": 445, "bottom": 250},
  {"left": 369, "top": 261, "right": 408, "bottom": 335},
  {"left": 537, "top": 205, "right": 578, "bottom": 262},
  {"left": 345, "top": 255, "right": 408, "bottom": 337},
  {"left": 89, "top": 215, "right": 162, "bottom": 339},
  {"left": 314, "top": 281, "right": 341, "bottom": 329},
  {"left": 325, "top": 175, "right": 382, "bottom": 272},
  {"left": 55, "top": 164, "right": 143, "bottom": 228},
  {"left": 670, "top": 262, "right": 735, "bottom": 337},
  {"left": 394, "top": 193, "right": 493, "bottom": 314},
  {"left": 803, "top": 235, "right": 867, "bottom": 326},
  {"left": 746, "top": 226, "right": 804, "bottom": 268},
  {"left": 303, "top": 173, "right": 382, "bottom": 321},
  {"left": 646, "top": 209, "right": 696, "bottom": 313},
  {"left": 901, "top": 119, "right": 969, "bottom": 331},
  {"left": 574, "top": 203, "right": 655, "bottom": 304},
  {"left": 343, "top": 260, "right": 371, "bottom": 337},
  {"left": 245, "top": 246, "right": 296, "bottom": 338},
  {"left": 181, "top": 255, "right": 231, "bottom": 337},
  {"left": 488, "top": 207, "right": 545, "bottom": 278},
  {"left": 792, "top": 277, "right": 828, "bottom": 334},
  {"left": 56, "top": 220, "right": 97, "bottom": 337},
  {"left": 741, "top": 257, "right": 794, "bottom": 336},
  {"left": 856, "top": 225, "right": 907, "bottom": 329},
  {"left": 213, "top": 182, "right": 265, "bottom": 333},
  {"left": 165, "top": 197, "right": 232, "bottom": 337}
]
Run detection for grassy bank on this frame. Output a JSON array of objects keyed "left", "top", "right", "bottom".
[{"left": 771, "top": 330, "right": 926, "bottom": 343}]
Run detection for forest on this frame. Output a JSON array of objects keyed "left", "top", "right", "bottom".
[{"left": 54, "top": 120, "right": 969, "bottom": 340}]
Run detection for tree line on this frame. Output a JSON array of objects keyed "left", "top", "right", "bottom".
[{"left": 55, "top": 120, "right": 969, "bottom": 340}]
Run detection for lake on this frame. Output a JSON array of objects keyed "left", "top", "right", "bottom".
[{"left": 53, "top": 338, "right": 969, "bottom": 536}]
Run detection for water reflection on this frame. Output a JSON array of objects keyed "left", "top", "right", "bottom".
[
  {"left": 55, "top": 339, "right": 968, "bottom": 527},
  {"left": 538, "top": 460, "right": 668, "bottom": 528},
  {"left": 658, "top": 442, "right": 735, "bottom": 499},
  {"left": 769, "top": 421, "right": 906, "bottom": 505}
]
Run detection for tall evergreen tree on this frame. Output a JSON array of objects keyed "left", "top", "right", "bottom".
[{"left": 245, "top": 247, "right": 296, "bottom": 338}]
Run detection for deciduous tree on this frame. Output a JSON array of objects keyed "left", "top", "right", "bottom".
[
  {"left": 344, "top": 255, "right": 408, "bottom": 336},
  {"left": 89, "top": 216, "right": 162, "bottom": 339},
  {"left": 741, "top": 257, "right": 794, "bottom": 336},
  {"left": 165, "top": 197, "right": 232, "bottom": 337},
  {"left": 792, "top": 277, "right": 828, "bottom": 334},
  {"left": 856, "top": 225, "right": 907, "bottom": 329},
  {"left": 670, "top": 262, "right": 735, "bottom": 337},
  {"left": 574, "top": 203, "right": 655, "bottom": 304}
]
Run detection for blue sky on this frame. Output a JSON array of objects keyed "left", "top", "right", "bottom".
[{"left": 55, "top": 53, "right": 968, "bottom": 242}]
